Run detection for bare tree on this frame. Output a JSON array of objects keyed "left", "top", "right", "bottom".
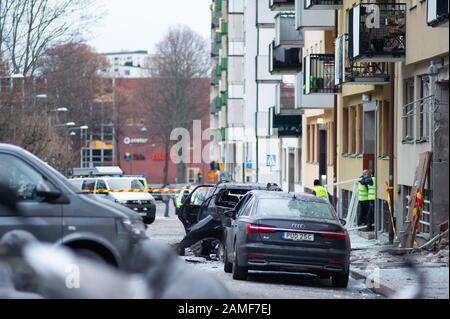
[
  {"left": 136, "top": 25, "right": 210, "bottom": 184},
  {"left": 0, "top": 0, "right": 97, "bottom": 76}
]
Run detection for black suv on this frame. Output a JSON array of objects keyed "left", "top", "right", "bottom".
[{"left": 177, "top": 182, "right": 280, "bottom": 257}]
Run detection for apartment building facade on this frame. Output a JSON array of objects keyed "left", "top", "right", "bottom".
[
  {"left": 210, "top": 0, "right": 295, "bottom": 185},
  {"left": 100, "top": 50, "right": 155, "bottom": 78},
  {"left": 397, "top": 0, "right": 449, "bottom": 240},
  {"left": 209, "top": 0, "right": 448, "bottom": 243}
]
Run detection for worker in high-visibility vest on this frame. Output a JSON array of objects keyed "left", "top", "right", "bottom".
[
  {"left": 313, "top": 180, "right": 331, "bottom": 202},
  {"left": 364, "top": 172, "right": 376, "bottom": 232},
  {"left": 358, "top": 170, "right": 373, "bottom": 228}
]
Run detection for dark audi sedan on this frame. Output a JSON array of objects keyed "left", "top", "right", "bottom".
[{"left": 223, "top": 191, "right": 351, "bottom": 288}]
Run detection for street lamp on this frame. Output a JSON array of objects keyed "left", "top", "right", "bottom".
[{"left": 55, "top": 122, "right": 76, "bottom": 127}]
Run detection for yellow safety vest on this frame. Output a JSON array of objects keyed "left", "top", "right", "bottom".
[
  {"left": 313, "top": 186, "right": 328, "bottom": 199},
  {"left": 368, "top": 177, "right": 376, "bottom": 201},
  {"left": 359, "top": 181, "right": 369, "bottom": 202}
]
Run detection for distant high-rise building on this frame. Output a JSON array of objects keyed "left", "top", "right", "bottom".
[{"left": 100, "top": 50, "right": 157, "bottom": 78}]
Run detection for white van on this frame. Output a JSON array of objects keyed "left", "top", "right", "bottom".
[{"left": 69, "top": 177, "right": 157, "bottom": 225}]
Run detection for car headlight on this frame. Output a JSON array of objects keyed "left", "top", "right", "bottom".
[
  {"left": 115, "top": 199, "right": 128, "bottom": 204},
  {"left": 118, "top": 219, "right": 146, "bottom": 237}
]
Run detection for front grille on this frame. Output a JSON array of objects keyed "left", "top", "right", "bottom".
[{"left": 127, "top": 200, "right": 152, "bottom": 205}]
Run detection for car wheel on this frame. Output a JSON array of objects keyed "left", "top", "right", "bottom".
[
  {"left": 143, "top": 217, "right": 155, "bottom": 225},
  {"left": 223, "top": 245, "right": 233, "bottom": 273},
  {"left": 74, "top": 248, "right": 105, "bottom": 264},
  {"left": 331, "top": 269, "right": 349, "bottom": 288},
  {"left": 232, "top": 243, "right": 247, "bottom": 280}
]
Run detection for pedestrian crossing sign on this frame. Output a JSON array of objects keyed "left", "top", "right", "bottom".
[{"left": 266, "top": 155, "right": 276, "bottom": 167}]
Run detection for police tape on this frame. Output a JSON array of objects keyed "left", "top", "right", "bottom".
[{"left": 82, "top": 189, "right": 184, "bottom": 194}]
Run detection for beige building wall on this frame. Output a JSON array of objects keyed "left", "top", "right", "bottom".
[
  {"left": 301, "top": 29, "right": 336, "bottom": 191},
  {"left": 337, "top": 0, "right": 399, "bottom": 202}
]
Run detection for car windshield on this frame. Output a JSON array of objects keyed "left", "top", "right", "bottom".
[
  {"left": 191, "top": 187, "right": 211, "bottom": 205},
  {"left": 257, "top": 198, "right": 335, "bottom": 220},
  {"left": 107, "top": 178, "right": 145, "bottom": 191}
]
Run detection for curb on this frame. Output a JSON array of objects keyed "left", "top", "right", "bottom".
[{"left": 350, "top": 268, "right": 396, "bottom": 297}]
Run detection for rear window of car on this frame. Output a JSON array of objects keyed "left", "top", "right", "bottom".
[
  {"left": 256, "top": 198, "right": 335, "bottom": 220},
  {"left": 107, "top": 179, "right": 145, "bottom": 191}
]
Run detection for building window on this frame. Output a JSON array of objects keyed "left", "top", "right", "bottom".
[
  {"left": 419, "top": 76, "right": 431, "bottom": 141},
  {"left": 327, "top": 122, "right": 335, "bottom": 166},
  {"left": 126, "top": 118, "right": 134, "bottom": 126},
  {"left": 377, "top": 101, "right": 390, "bottom": 158},
  {"left": 349, "top": 106, "right": 357, "bottom": 154},
  {"left": 297, "top": 148, "right": 302, "bottom": 183},
  {"left": 403, "top": 78, "right": 415, "bottom": 142},
  {"left": 342, "top": 107, "right": 349, "bottom": 154},
  {"left": 356, "top": 105, "right": 363, "bottom": 154}
]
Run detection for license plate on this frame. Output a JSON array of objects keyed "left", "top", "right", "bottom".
[{"left": 283, "top": 232, "right": 315, "bottom": 242}]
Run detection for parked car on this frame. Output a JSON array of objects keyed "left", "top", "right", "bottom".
[
  {"left": 223, "top": 191, "right": 351, "bottom": 288},
  {"left": 69, "top": 177, "right": 157, "bottom": 225},
  {"left": 0, "top": 144, "right": 148, "bottom": 268}
]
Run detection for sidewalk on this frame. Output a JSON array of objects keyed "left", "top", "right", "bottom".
[{"left": 349, "top": 230, "right": 449, "bottom": 299}]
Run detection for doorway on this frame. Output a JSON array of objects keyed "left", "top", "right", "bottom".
[
  {"left": 364, "top": 108, "right": 376, "bottom": 172},
  {"left": 319, "top": 128, "right": 327, "bottom": 184},
  {"left": 288, "top": 150, "right": 295, "bottom": 192}
]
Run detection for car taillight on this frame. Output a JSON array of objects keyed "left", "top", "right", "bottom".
[
  {"left": 246, "top": 224, "right": 278, "bottom": 235},
  {"left": 319, "top": 231, "right": 348, "bottom": 241}
]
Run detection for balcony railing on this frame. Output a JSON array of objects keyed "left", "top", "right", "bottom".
[
  {"left": 348, "top": 3, "right": 406, "bottom": 62},
  {"left": 256, "top": 55, "right": 282, "bottom": 83},
  {"left": 305, "top": 0, "right": 342, "bottom": 10},
  {"left": 275, "top": 82, "right": 296, "bottom": 114},
  {"left": 295, "top": 73, "right": 334, "bottom": 109},
  {"left": 304, "top": 54, "right": 340, "bottom": 94},
  {"left": 275, "top": 13, "right": 304, "bottom": 48},
  {"left": 295, "top": 0, "right": 335, "bottom": 31},
  {"left": 335, "top": 34, "right": 390, "bottom": 85},
  {"left": 269, "top": 42, "right": 302, "bottom": 75},
  {"left": 269, "top": 107, "right": 302, "bottom": 137},
  {"left": 270, "top": 0, "right": 295, "bottom": 11},
  {"left": 401, "top": 95, "right": 437, "bottom": 144},
  {"left": 427, "top": 0, "right": 449, "bottom": 27}
]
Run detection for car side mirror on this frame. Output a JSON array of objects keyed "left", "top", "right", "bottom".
[
  {"left": 340, "top": 219, "right": 347, "bottom": 226},
  {"left": 36, "top": 181, "right": 62, "bottom": 201},
  {"left": 224, "top": 210, "right": 237, "bottom": 219},
  {"left": 0, "top": 183, "right": 19, "bottom": 212}
]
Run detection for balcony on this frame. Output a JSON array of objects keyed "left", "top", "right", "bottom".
[
  {"left": 427, "top": 0, "right": 449, "bottom": 27},
  {"left": 295, "top": 73, "right": 334, "bottom": 109},
  {"left": 305, "top": 0, "right": 342, "bottom": 10},
  {"left": 227, "top": 99, "right": 244, "bottom": 126},
  {"left": 256, "top": 55, "right": 282, "bottom": 83},
  {"left": 221, "top": 58, "right": 228, "bottom": 71},
  {"left": 270, "top": 0, "right": 295, "bottom": 11},
  {"left": 275, "top": 82, "right": 297, "bottom": 114},
  {"left": 211, "top": 97, "right": 222, "bottom": 114},
  {"left": 221, "top": 91, "right": 228, "bottom": 106},
  {"left": 275, "top": 13, "right": 304, "bottom": 48},
  {"left": 304, "top": 54, "right": 340, "bottom": 94},
  {"left": 269, "top": 107, "right": 302, "bottom": 137},
  {"left": 348, "top": 3, "right": 406, "bottom": 63},
  {"left": 269, "top": 42, "right": 302, "bottom": 75},
  {"left": 295, "top": 0, "right": 335, "bottom": 31},
  {"left": 335, "top": 34, "right": 390, "bottom": 85},
  {"left": 257, "top": 0, "right": 277, "bottom": 28},
  {"left": 221, "top": 20, "right": 228, "bottom": 34}
]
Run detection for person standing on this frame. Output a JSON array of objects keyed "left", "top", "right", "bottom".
[
  {"left": 313, "top": 180, "right": 332, "bottom": 203},
  {"left": 358, "top": 170, "right": 373, "bottom": 228}
]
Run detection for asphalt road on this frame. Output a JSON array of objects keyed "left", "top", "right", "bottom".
[{"left": 147, "top": 202, "right": 383, "bottom": 299}]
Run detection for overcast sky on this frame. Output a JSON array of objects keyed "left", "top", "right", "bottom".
[{"left": 88, "top": 0, "right": 211, "bottom": 54}]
